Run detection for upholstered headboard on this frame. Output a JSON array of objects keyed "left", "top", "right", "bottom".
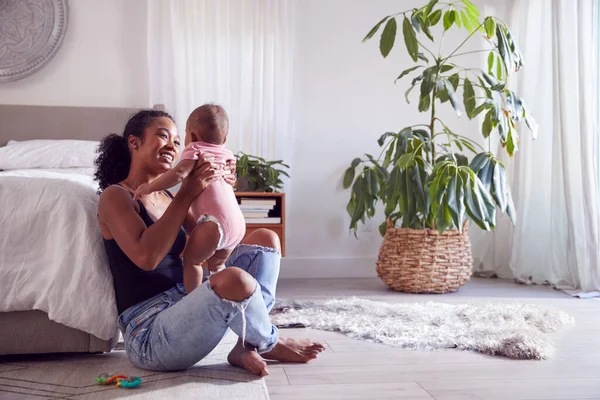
[{"left": 0, "top": 104, "right": 165, "bottom": 146}]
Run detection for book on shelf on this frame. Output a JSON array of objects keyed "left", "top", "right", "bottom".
[
  {"left": 240, "top": 198, "right": 277, "bottom": 207},
  {"left": 245, "top": 217, "right": 281, "bottom": 224},
  {"left": 239, "top": 204, "right": 274, "bottom": 211},
  {"left": 242, "top": 211, "right": 270, "bottom": 218}
]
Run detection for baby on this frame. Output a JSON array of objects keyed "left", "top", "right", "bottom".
[{"left": 135, "top": 104, "right": 245, "bottom": 294}]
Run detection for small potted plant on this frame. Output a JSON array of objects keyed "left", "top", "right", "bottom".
[
  {"left": 235, "top": 152, "right": 290, "bottom": 193},
  {"left": 343, "top": 0, "right": 537, "bottom": 293}
]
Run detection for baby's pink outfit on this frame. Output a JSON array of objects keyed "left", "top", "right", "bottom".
[{"left": 180, "top": 142, "right": 245, "bottom": 250}]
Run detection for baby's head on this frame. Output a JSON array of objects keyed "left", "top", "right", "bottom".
[{"left": 185, "top": 104, "right": 229, "bottom": 146}]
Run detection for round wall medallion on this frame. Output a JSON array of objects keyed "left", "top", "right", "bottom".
[{"left": 0, "top": 0, "right": 68, "bottom": 83}]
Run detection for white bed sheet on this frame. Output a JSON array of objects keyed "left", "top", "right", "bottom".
[{"left": 0, "top": 168, "right": 118, "bottom": 341}]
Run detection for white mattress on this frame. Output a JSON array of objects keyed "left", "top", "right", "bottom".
[{"left": 0, "top": 168, "right": 118, "bottom": 341}]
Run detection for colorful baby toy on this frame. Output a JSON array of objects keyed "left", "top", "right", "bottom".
[{"left": 96, "top": 373, "right": 142, "bottom": 389}]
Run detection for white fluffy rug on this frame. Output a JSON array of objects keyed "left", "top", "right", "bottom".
[{"left": 270, "top": 298, "right": 575, "bottom": 360}]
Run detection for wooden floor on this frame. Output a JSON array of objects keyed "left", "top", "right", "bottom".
[{"left": 266, "top": 277, "right": 600, "bottom": 400}]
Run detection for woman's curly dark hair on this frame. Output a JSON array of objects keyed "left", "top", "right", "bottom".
[{"left": 94, "top": 109, "right": 174, "bottom": 193}]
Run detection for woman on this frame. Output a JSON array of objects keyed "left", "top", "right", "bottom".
[{"left": 94, "top": 109, "right": 324, "bottom": 376}]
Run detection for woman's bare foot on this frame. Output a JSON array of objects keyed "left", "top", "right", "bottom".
[
  {"left": 227, "top": 339, "right": 269, "bottom": 376},
  {"left": 261, "top": 336, "right": 326, "bottom": 363}
]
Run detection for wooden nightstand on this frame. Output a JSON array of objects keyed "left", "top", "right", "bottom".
[{"left": 235, "top": 192, "right": 286, "bottom": 256}]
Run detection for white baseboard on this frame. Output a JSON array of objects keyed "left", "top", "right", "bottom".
[{"left": 279, "top": 257, "right": 378, "bottom": 279}]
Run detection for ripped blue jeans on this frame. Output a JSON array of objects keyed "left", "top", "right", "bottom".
[{"left": 117, "top": 245, "right": 281, "bottom": 371}]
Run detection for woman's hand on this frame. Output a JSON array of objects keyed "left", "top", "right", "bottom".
[
  {"left": 179, "top": 155, "right": 219, "bottom": 199},
  {"left": 223, "top": 159, "right": 237, "bottom": 187},
  {"left": 133, "top": 183, "right": 152, "bottom": 201}
]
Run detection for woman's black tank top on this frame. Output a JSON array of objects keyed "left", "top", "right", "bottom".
[{"left": 103, "top": 186, "right": 186, "bottom": 315}]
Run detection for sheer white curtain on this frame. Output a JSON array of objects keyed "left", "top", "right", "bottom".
[
  {"left": 477, "top": 0, "right": 600, "bottom": 295},
  {"left": 147, "top": 0, "right": 295, "bottom": 162}
]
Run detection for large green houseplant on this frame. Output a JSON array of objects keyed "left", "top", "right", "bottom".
[
  {"left": 235, "top": 152, "right": 290, "bottom": 192},
  {"left": 344, "top": 0, "right": 537, "bottom": 237},
  {"left": 343, "top": 0, "right": 537, "bottom": 293}
]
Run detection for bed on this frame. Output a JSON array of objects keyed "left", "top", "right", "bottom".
[{"left": 0, "top": 104, "right": 163, "bottom": 355}]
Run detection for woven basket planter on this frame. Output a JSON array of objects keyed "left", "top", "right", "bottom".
[{"left": 376, "top": 220, "right": 473, "bottom": 294}]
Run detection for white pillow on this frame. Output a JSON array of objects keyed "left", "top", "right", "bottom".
[{"left": 0, "top": 139, "right": 100, "bottom": 170}]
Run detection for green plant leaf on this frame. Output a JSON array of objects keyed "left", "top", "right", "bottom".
[
  {"left": 474, "top": 175, "right": 496, "bottom": 225},
  {"left": 368, "top": 169, "right": 380, "bottom": 195},
  {"left": 469, "top": 152, "right": 490, "bottom": 173},
  {"left": 447, "top": 174, "right": 460, "bottom": 229},
  {"left": 411, "top": 14, "right": 422, "bottom": 33},
  {"left": 425, "top": 0, "right": 439, "bottom": 17},
  {"left": 496, "top": 56, "right": 503, "bottom": 82},
  {"left": 419, "top": 16, "right": 435, "bottom": 41},
  {"left": 477, "top": 77, "right": 493, "bottom": 98},
  {"left": 487, "top": 52, "right": 495, "bottom": 75},
  {"left": 351, "top": 157, "right": 361, "bottom": 168},
  {"left": 343, "top": 167, "right": 355, "bottom": 189},
  {"left": 452, "top": 10, "right": 461, "bottom": 28},
  {"left": 460, "top": 11, "right": 474, "bottom": 34},
  {"left": 418, "top": 93, "right": 431, "bottom": 112},
  {"left": 506, "top": 184, "right": 517, "bottom": 224},
  {"left": 458, "top": 140, "right": 475, "bottom": 154},
  {"left": 443, "top": 79, "right": 461, "bottom": 116},
  {"left": 417, "top": 53, "right": 429, "bottom": 63},
  {"left": 380, "top": 18, "right": 397, "bottom": 58},
  {"left": 484, "top": 17, "right": 495, "bottom": 39},
  {"left": 496, "top": 25, "right": 512, "bottom": 73},
  {"left": 379, "top": 221, "right": 388, "bottom": 237},
  {"left": 411, "top": 165, "right": 426, "bottom": 212},
  {"left": 395, "top": 66, "right": 421, "bottom": 84},
  {"left": 440, "top": 64, "right": 454, "bottom": 73},
  {"left": 471, "top": 103, "right": 487, "bottom": 119},
  {"left": 402, "top": 17, "right": 419, "bottom": 62},
  {"left": 397, "top": 153, "right": 416, "bottom": 169},
  {"left": 378, "top": 132, "right": 394, "bottom": 146},
  {"left": 346, "top": 196, "right": 356, "bottom": 220},
  {"left": 420, "top": 68, "right": 435, "bottom": 97},
  {"left": 363, "top": 16, "right": 390, "bottom": 42},
  {"left": 456, "top": 173, "right": 466, "bottom": 229},
  {"left": 477, "top": 159, "right": 494, "bottom": 192},
  {"left": 482, "top": 110, "right": 493, "bottom": 138},
  {"left": 506, "top": 129, "right": 517, "bottom": 155},
  {"left": 448, "top": 73, "right": 460, "bottom": 90},
  {"left": 455, "top": 153, "right": 469, "bottom": 166},
  {"left": 350, "top": 176, "right": 367, "bottom": 233},
  {"left": 443, "top": 10, "right": 455, "bottom": 31},
  {"left": 405, "top": 83, "right": 417, "bottom": 104},
  {"left": 394, "top": 134, "right": 408, "bottom": 163},
  {"left": 437, "top": 87, "right": 450, "bottom": 103},
  {"left": 398, "top": 170, "right": 409, "bottom": 222},
  {"left": 463, "top": 78, "right": 476, "bottom": 117},
  {"left": 464, "top": 173, "right": 488, "bottom": 227},
  {"left": 462, "top": 0, "right": 480, "bottom": 16},
  {"left": 428, "top": 9, "right": 442, "bottom": 25},
  {"left": 435, "top": 196, "right": 452, "bottom": 234},
  {"left": 405, "top": 167, "right": 417, "bottom": 226},
  {"left": 491, "top": 161, "right": 507, "bottom": 212},
  {"left": 412, "top": 129, "right": 431, "bottom": 140},
  {"left": 383, "top": 140, "right": 395, "bottom": 168}
]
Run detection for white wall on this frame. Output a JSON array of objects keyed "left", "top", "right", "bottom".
[
  {"left": 282, "top": 0, "right": 492, "bottom": 278},
  {"left": 0, "top": 0, "right": 148, "bottom": 108},
  {"left": 0, "top": 0, "right": 511, "bottom": 279}
]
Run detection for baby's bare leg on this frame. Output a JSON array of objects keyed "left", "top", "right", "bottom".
[
  {"left": 207, "top": 249, "right": 233, "bottom": 274},
  {"left": 183, "top": 222, "right": 220, "bottom": 294}
]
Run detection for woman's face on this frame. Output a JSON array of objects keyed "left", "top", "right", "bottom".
[{"left": 135, "top": 116, "right": 181, "bottom": 173}]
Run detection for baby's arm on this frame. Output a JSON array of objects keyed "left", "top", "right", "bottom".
[{"left": 134, "top": 159, "right": 197, "bottom": 199}]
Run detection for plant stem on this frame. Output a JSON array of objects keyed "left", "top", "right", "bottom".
[
  {"left": 430, "top": 79, "right": 438, "bottom": 164},
  {"left": 447, "top": 49, "right": 495, "bottom": 59},
  {"left": 442, "top": 21, "right": 486, "bottom": 63},
  {"left": 417, "top": 39, "right": 438, "bottom": 60}
]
